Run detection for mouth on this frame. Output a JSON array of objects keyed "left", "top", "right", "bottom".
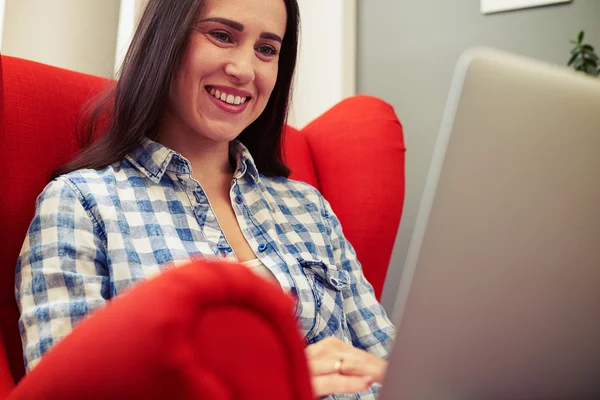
[{"left": 206, "top": 86, "right": 251, "bottom": 106}]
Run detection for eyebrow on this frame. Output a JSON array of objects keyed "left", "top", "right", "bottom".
[{"left": 197, "top": 17, "right": 283, "bottom": 43}]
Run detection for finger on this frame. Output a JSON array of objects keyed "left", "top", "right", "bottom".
[
  {"left": 305, "top": 338, "right": 346, "bottom": 376},
  {"left": 306, "top": 342, "right": 387, "bottom": 381},
  {"left": 305, "top": 336, "right": 345, "bottom": 360},
  {"left": 333, "top": 350, "right": 388, "bottom": 382},
  {"left": 312, "top": 374, "right": 373, "bottom": 398},
  {"left": 306, "top": 354, "right": 339, "bottom": 376}
]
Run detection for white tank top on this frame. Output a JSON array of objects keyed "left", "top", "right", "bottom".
[{"left": 241, "top": 258, "right": 278, "bottom": 284}]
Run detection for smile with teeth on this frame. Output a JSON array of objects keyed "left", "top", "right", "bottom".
[{"left": 207, "top": 86, "right": 249, "bottom": 106}]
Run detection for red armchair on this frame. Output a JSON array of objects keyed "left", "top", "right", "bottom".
[{"left": 0, "top": 55, "right": 405, "bottom": 398}]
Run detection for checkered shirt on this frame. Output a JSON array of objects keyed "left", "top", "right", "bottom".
[{"left": 16, "top": 138, "right": 395, "bottom": 399}]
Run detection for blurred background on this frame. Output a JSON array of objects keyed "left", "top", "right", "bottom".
[{"left": 1, "top": 0, "right": 599, "bottom": 315}]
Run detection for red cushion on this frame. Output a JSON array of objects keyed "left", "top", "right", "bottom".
[
  {"left": 283, "top": 126, "right": 318, "bottom": 188},
  {"left": 0, "top": 329, "right": 14, "bottom": 398},
  {"left": 0, "top": 56, "right": 109, "bottom": 383},
  {"left": 302, "top": 95, "right": 406, "bottom": 298},
  {"left": 9, "top": 260, "right": 314, "bottom": 400}
]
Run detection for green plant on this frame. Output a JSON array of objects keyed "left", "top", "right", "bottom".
[{"left": 568, "top": 30, "right": 599, "bottom": 77}]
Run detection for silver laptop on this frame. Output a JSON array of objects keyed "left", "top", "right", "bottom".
[{"left": 380, "top": 47, "right": 600, "bottom": 399}]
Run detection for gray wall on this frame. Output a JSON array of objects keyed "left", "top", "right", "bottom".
[
  {"left": 358, "top": 0, "right": 600, "bottom": 314},
  {"left": 2, "top": 0, "right": 121, "bottom": 78}
]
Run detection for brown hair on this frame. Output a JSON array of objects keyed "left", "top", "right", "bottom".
[{"left": 52, "top": 0, "right": 300, "bottom": 179}]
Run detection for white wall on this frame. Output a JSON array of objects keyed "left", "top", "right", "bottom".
[
  {"left": 114, "top": 0, "right": 149, "bottom": 77},
  {"left": 114, "top": 0, "right": 137, "bottom": 77},
  {"left": 0, "top": 0, "right": 5, "bottom": 50},
  {"left": 288, "top": 0, "right": 357, "bottom": 128},
  {"left": 1, "top": 0, "right": 121, "bottom": 78}
]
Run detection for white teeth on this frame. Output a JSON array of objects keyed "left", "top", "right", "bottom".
[{"left": 208, "top": 87, "right": 249, "bottom": 105}]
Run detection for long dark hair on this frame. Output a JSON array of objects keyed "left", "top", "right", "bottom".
[{"left": 52, "top": 0, "right": 300, "bottom": 180}]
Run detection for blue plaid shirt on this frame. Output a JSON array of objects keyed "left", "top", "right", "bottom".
[{"left": 16, "top": 138, "right": 394, "bottom": 399}]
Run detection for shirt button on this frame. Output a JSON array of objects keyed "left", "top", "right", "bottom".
[
  {"left": 258, "top": 243, "right": 267, "bottom": 252},
  {"left": 235, "top": 195, "right": 243, "bottom": 204},
  {"left": 330, "top": 278, "right": 339, "bottom": 286}
]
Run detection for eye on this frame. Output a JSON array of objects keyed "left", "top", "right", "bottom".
[
  {"left": 209, "top": 31, "right": 232, "bottom": 43},
  {"left": 257, "top": 45, "right": 279, "bottom": 57}
]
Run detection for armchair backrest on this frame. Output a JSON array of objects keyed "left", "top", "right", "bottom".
[{"left": 0, "top": 55, "right": 405, "bottom": 386}]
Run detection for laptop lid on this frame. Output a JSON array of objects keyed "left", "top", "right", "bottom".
[{"left": 381, "top": 47, "right": 600, "bottom": 399}]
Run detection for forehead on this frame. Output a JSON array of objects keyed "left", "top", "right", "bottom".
[{"left": 198, "top": 0, "right": 287, "bottom": 35}]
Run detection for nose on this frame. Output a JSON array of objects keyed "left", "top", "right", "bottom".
[{"left": 224, "top": 47, "right": 256, "bottom": 84}]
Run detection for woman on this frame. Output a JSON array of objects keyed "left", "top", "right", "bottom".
[{"left": 15, "top": 0, "right": 395, "bottom": 398}]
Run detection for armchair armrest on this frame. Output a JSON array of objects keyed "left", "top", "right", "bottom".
[
  {"left": 301, "top": 95, "right": 406, "bottom": 298},
  {"left": 9, "top": 260, "right": 313, "bottom": 400}
]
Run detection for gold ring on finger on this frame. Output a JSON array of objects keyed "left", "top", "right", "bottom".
[{"left": 333, "top": 358, "right": 344, "bottom": 374}]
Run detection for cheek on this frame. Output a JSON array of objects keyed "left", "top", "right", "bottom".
[
  {"left": 173, "top": 67, "right": 201, "bottom": 106},
  {"left": 172, "top": 49, "right": 206, "bottom": 105},
  {"left": 167, "top": 72, "right": 201, "bottom": 127},
  {"left": 167, "top": 74, "right": 183, "bottom": 112},
  {"left": 260, "top": 63, "right": 280, "bottom": 100},
  {"left": 169, "top": 76, "right": 191, "bottom": 115}
]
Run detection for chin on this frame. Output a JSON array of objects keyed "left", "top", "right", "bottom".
[
  {"left": 200, "top": 125, "right": 246, "bottom": 143},
  {"left": 198, "top": 118, "right": 253, "bottom": 143}
]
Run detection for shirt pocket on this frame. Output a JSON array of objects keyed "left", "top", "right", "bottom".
[{"left": 297, "top": 257, "right": 349, "bottom": 342}]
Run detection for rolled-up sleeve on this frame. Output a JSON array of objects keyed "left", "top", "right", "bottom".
[{"left": 15, "top": 177, "right": 109, "bottom": 372}]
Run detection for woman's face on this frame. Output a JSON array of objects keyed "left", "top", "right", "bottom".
[{"left": 166, "top": 0, "right": 287, "bottom": 144}]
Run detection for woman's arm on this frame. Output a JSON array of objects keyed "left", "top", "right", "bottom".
[
  {"left": 15, "top": 177, "right": 109, "bottom": 372},
  {"left": 319, "top": 194, "right": 396, "bottom": 359}
]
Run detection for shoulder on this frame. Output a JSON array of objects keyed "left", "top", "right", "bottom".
[{"left": 38, "top": 162, "right": 126, "bottom": 209}]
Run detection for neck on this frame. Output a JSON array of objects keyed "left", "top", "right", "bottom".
[{"left": 157, "top": 114, "right": 235, "bottom": 189}]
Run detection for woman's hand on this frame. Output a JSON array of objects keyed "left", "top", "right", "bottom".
[{"left": 305, "top": 336, "right": 388, "bottom": 398}]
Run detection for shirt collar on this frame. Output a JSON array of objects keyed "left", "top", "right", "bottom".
[
  {"left": 230, "top": 140, "right": 260, "bottom": 182},
  {"left": 126, "top": 137, "right": 260, "bottom": 184}
]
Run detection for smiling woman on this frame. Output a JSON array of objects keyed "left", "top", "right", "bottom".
[
  {"left": 14, "top": 1, "right": 395, "bottom": 399},
  {"left": 161, "top": 1, "right": 286, "bottom": 153}
]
